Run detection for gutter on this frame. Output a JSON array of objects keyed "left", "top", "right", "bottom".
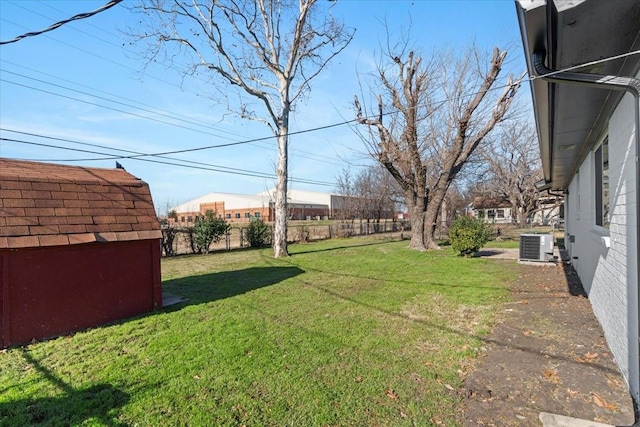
[{"left": 533, "top": 51, "right": 640, "bottom": 424}]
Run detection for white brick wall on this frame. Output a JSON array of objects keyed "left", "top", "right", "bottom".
[{"left": 565, "top": 76, "right": 640, "bottom": 402}]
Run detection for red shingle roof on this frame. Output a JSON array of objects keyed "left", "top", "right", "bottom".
[
  {"left": 471, "top": 196, "right": 511, "bottom": 209},
  {"left": 0, "top": 159, "right": 161, "bottom": 249}
]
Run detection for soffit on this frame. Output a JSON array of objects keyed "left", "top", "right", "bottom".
[{"left": 516, "top": 0, "right": 640, "bottom": 191}]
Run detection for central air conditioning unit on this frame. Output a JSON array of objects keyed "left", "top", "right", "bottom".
[{"left": 519, "top": 233, "right": 554, "bottom": 262}]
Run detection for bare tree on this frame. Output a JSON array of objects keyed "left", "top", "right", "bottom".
[
  {"left": 483, "top": 122, "right": 543, "bottom": 226},
  {"left": 353, "top": 165, "right": 398, "bottom": 221},
  {"left": 131, "top": 0, "right": 353, "bottom": 257},
  {"left": 355, "top": 46, "right": 521, "bottom": 250},
  {"left": 336, "top": 165, "right": 399, "bottom": 222},
  {"left": 335, "top": 168, "right": 358, "bottom": 222}
]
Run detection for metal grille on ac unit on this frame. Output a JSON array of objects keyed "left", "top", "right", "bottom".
[{"left": 519, "top": 233, "right": 554, "bottom": 262}]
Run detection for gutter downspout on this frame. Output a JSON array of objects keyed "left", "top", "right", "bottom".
[{"left": 533, "top": 51, "right": 640, "bottom": 423}]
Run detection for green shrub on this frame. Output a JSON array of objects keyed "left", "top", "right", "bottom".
[
  {"left": 192, "top": 212, "right": 230, "bottom": 254},
  {"left": 246, "top": 218, "right": 271, "bottom": 247},
  {"left": 449, "top": 216, "right": 491, "bottom": 256},
  {"left": 296, "top": 225, "right": 311, "bottom": 242}
]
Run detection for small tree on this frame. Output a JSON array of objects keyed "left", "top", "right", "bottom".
[
  {"left": 192, "top": 212, "right": 230, "bottom": 254},
  {"left": 161, "top": 227, "right": 178, "bottom": 256},
  {"left": 246, "top": 218, "right": 271, "bottom": 248},
  {"left": 449, "top": 216, "right": 491, "bottom": 257}
]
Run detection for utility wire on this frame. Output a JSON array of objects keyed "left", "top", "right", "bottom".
[
  {"left": 0, "top": 69, "right": 241, "bottom": 139},
  {"left": 0, "top": 78, "right": 262, "bottom": 144},
  {"left": 0, "top": 0, "right": 122, "bottom": 45},
  {"left": 2, "top": 5, "right": 344, "bottom": 165},
  {"left": 7, "top": 40, "right": 635, "bottom": 169},
  {"left": 1, "top": 137, "right": 335, "bottom": 187},
  {"left": 0, "top": 62, "right": 349, "bottom": 166},
  {"left": 531, "top": 49, "right": 640, "bottom": 80},
  {"left": 0, "top": 128, "right": 334, "bottom": 186}
]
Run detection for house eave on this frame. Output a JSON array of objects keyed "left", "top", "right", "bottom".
[{"left": 515, "top": 0, "right": 640, "bottom": 191}]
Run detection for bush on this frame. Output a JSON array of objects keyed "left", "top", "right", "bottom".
[
  {"left": 161, "top": 227, "right": 178, "bottom": 256},
  {"left": 449, "top": 216, "right": 491, "bottom": 256},
  {"left": 296, "top": 225, "right": 311, "bottom": 242},
  {"left": 246, "top": 218, "right": 271, "bottom": 248},
  {"left": 191, "top": 212, "right": 230, "bottom": 254}
]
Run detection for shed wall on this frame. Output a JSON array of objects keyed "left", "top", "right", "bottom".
[{"left": 0, "top": 239, "right": 161, "bottom": 347}]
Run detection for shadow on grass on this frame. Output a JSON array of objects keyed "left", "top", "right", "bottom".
[
  {"left": 290, "top": 238, "right": 398, "bottom": 255},
  {"left": 162, "top": 266, "right": 305, "bottom": 306},
  {"left": 302, "top": 282, "right": 622, "bottom": 376},
  {"left": 0, "top": 350, "right": 130, "bottom": 427}
]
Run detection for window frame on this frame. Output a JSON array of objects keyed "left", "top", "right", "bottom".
[{"left": 594, "top": 137, "right": 610, "bottom": 229}]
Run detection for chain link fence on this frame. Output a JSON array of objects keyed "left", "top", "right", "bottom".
[{"left": 161, "top": 219, "right": 411, "bottom": 256}]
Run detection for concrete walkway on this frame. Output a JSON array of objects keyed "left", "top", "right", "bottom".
[{"left": 462, "top": 251, "right": 636, "bottom": 426}]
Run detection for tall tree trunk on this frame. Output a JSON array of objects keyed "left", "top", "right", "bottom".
[
  {"left": 424, "top": 203, "right": 440, "bottom": 250},
  {"left": 424, "top": 182, "right": 449, "bottom": 250},
  {"left": 408, "top": 195, "right": 427, "bottom": 251},
  {"left": 273, "top": 127, "right": 289, "bottom": 257},
  {"left": 518, "top": 210, "right": 528, "bottom": 227}
]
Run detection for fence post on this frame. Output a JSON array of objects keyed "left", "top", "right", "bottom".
[
  {"left": 225, "top": 229, "right": 230, "bottom": 251},
  {"left": 240, "top": 228, "right": 244, "bottom": 248}
]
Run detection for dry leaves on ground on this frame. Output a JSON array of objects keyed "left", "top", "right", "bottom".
[
  {"left": 592, "top": 393, "right": 619, "bottom": 411},
  {"left": 543, "top": 369, "right": 561, "bottom": 384}
]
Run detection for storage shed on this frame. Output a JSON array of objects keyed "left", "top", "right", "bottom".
[{"left": 0, "top": 159, "right": 162, "bottom": 347}]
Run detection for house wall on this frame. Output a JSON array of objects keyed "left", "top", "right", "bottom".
[
  {"left": 474, "top": 207, "right": 513, "bottom": 224},
  {"left": 0, "top": 239, "right": 162, "bottom": 347},
  {"left": 565, "top": 83, "right": 639, "bottom": 401}
]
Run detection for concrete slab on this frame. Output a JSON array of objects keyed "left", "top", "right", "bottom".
[
  {"left": 539, "top": 412, "right": 615, "bottom": 427},
  {"left": 162, "top": 293, "right": 188, "bottom": 307}
]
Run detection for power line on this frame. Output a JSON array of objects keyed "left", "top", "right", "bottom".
[
  {"left": 0, "top": 129, "right": 336, "bottom": 186},
  {"left": 0, "top": 0, "right": 122, "bottom": 45},
  {"left": 0, "top": 69, "right": 241, "bottom": 139},
  {"left": 0, "top": 66, "right": 530, "bottom": 164},
  {"left": 0, "top": 60, "right": 350, "bottom": 166},
  {"left": 1, "top": 136, "right": 335, "bottom": 187},
  {"left": 0, "top": 78, "right": 264, "bottom": 144},
  {"left": 0, "top": 128, "right": 331, "bottom": 185},
  {"left": 0, "top": 75, "right": 360, "bottom": 154},
  {"left": 2, "top": 3, "right": 344, "bottom": 164},
  {"left": 531, "top": 49, "right": 640, "bottom": 80}
]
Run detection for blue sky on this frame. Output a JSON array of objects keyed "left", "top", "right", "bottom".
[{"left": 0, "top": 0, "right": 528, "bottom": 211}]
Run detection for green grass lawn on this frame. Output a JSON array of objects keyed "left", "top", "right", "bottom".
[
  {"left": 0, "top": 237, "right": 517, "bottom": 426},
  {"left": 484, "top": 239, "right": 520, "bottom": 249}
]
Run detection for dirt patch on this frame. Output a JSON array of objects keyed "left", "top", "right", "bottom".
[{"left": 461, "top": 258, "right": 636, "bottom": 426}]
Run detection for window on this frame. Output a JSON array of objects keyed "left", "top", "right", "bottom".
[
  {"left": 497, "top": 209, "right": 505, "bottom": 219},
  {"left": 188, "top": 216, "right": 193, "bottom": 223},
  {"left": 595, "top": 138, "right": 609, "bottom": 228},
  {"left": 245, "top": 212, "right": 251, "bottom": 218},
  {"left": 235, "top": 213, "right": 241, "bottom": 219},
  {"left": 254, "top": 212, "right": 261, "bottom": 218},
  {"left": 180, "top": 216, "right": 185, "bottom": 223},
  {"left": 225, "top": 213, "right": 231, "bottom": 219},
  {"left": 477, "top": 210, "right": 484, "bottom": 219}
]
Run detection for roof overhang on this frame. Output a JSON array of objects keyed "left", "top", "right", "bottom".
[{"left": 515, "top": 0, "right": 640, "bottom": 191}]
